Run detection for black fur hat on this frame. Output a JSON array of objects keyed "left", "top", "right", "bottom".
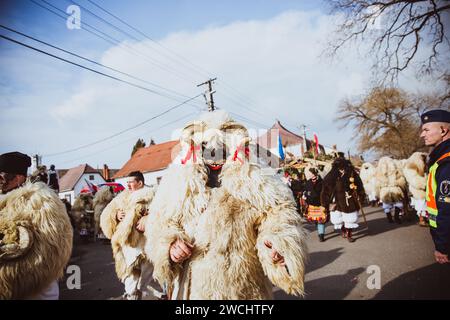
[{"left": 0, "top": 152, "right": 31, "bottom": 176}]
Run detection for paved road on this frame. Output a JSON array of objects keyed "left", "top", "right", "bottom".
[{"left": 60, "top": 206, "right": 450, "bottom": 300}]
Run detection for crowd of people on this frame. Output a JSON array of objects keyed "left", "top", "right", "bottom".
[{"left": 0, "top": 108, "right": 448, "bottom": 300}]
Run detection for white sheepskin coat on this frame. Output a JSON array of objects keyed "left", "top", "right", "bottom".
[
  {"left": 144, "top": 110, "right": 307, "bottom": 300},
  {"left": 375, "top": 157, "right": 407, "bottom": 204},
  {"left": 360, "top": 162, "right": 379, "bottom": 199},
  {"left": 100, "top": 186, "right": 155, "bottom": 281},
  {"left": 0, "top": 182, "right": 73, "bottom": 299},
  {"left": 402, "top": 152, "right": 427, "bottom": 200}
]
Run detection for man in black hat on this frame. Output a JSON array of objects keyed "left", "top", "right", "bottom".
[
  {"left": 0, "top": 151, "right": 31, "bottom": 195},
  {"left": 420, "top": 109, "right": 450, "bottom": 264}
]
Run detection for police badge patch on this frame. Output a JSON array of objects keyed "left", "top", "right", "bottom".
[{"left": 440, "top": 180, "right": 450, "bottom": 196}]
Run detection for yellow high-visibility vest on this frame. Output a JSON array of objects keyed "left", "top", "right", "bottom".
[{"left": 426, "top": 152, "right": 450, "bottom": 228}]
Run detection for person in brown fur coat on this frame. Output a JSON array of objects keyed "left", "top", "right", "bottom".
[
  {"left": 100, "top": 171, "right": 163, "bottom": 300},
  {"left": 0, "top": 152, "right": 72, "bottom": 300},
  {"left": 321, "top": 157, "right": 366, "bottom": 243}
]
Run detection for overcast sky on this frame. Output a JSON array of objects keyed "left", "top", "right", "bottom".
[{"left": 0, "top": 0, "right": 444, "bottom": 170}]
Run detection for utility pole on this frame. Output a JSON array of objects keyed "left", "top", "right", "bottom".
[{"left": 197, "top": 78, "right": 217, "bottom": 112}]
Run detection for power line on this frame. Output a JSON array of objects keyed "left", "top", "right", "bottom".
[
  {"left": 32, "top": 0, "right": 199, "bottom": 85},
  {"left": 81, "top": 0, "right": 272, "bottom": 121},
  {"left": 0, "top": 33, "right": 200, "bottom": 104},
  {"left": 43, "top": 94, "right": 202, "bottom": 157},
  {"left": 65, "top": 0, "right": 204, "bottom": 84},
  {"left": 86, "top": 0, "right": 213, "bottom": 79},
  {"left": 0, "top": 24, "right": 195, "bottom": 102},
  {"left": 56, "top": 111, "right": 198, "bottom": 166}
]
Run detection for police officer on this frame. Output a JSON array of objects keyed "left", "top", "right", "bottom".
[{"left": 420, "top": 109, "right": 450, "bottom": 264}]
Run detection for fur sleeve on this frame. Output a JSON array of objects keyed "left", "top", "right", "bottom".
[
  {"left": 145, "top": 213, "right": 189, "bottom": 289},
  {"left": 255, "top": 176, "right": 307, "bottom": 297},
  {"left": 100, "top": 191, "right": 129, "bottom": 239}
]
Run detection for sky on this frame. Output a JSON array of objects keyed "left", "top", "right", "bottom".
[{"left": 0, "top": 0, "right": 445, "bottom": 170}]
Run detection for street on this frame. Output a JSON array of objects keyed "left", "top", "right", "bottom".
[{"left": 59, "top": 206, "right": 450, "bottom": 300}]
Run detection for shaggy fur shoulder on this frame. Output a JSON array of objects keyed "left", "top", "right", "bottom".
[
  {"left": 103, "top": 187, "right": 156, "bottom": 281},
  {"left": 223, "top": 164, "right": 308, "bottom": 297},
  {"left": 93, "top": 187, "right": 115, "bottom": 236},
  {"left": 146, "top": 162, "right": 307, "bottom": 298},
  {"left": 0, "top": 182, "right": 73, "bottom": 299},
  {"left": 145, "top": 163, "right": 208, "bottom": 287},
  {"left": 376, "top": 157, "right": 406, "bottom": 203},
  {"left": 360, "top": 162, "right": 379, "bottom": 197},
  {"left": 403, "top": 152, "right": 427, "bottom": 199},
  {"left": 100, "top": 190, "right": 131, "bottom": 239}
]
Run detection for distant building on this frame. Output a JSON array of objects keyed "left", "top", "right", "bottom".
[
  {"left": 58, "top": 164, "right": 106, "bottom": 205},
  {"left": 257, "top": 121, "right": 326, "bottom": 159}
]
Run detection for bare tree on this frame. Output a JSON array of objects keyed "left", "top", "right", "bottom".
[
  {"left": 336, "top": 87, "right": 440, "bottom": 158},
  {"left": 325, "top": 0, "right": 450, "bottom": 82}
]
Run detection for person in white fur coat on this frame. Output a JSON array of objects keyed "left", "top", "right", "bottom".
[
  {"left": 100, "top": 171, "right": 163, "bottom": 300},
  {"left": 376, "top": 157, "right": 407, "bottom": 224},
  {"left": 403, "top": 152, "right": 428, "bottom": 226},
  {"left": 144, "top": 110, "right": 307, "bottom": 300},
  {"left": 360, "top": 162, "right": 379, "bottom": 206}
]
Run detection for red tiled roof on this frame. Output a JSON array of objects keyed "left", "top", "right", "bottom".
[
  {"left": 59, "top": 164, "right": 100, "bottom": 192},
  {"left": 114, "top": 141, "right": 181, "bottom": 179}
]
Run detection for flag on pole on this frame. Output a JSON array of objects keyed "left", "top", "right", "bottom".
[
  {"left": 313, "top": 133, "right": 319, "bottom": 155},
  {"left": 84, "top": 179, "right": 97, "bottom": 194},
  {"left": 278, "top": 134, "right": 285, "bottom": 160}
]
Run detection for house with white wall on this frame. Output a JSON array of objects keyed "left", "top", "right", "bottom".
[{"left": 58, "top": 163, "right": 106, "bottom": 205}]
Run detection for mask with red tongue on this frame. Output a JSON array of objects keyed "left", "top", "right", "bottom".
[{"left": 207, "top": 164, "right": 223, "bottom": 171}]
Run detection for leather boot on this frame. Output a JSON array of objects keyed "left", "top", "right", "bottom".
[
  {"left": 347, "top": 228, "right": 355, "bottom": 242},
  {"left": 394, "top": 207, "right": 402, "bottom": 224},
  {"left": 319, "top": 234, "right": 325, "bottom": 242},
  {"left": 419, "top": 215, "right": 428, "bottom": 227},
  {"left": 386, "top": 212, "right": 394, "bottom": 223},
  {"left": 341, "top": 225, "right": 347, "bottom": 238}
]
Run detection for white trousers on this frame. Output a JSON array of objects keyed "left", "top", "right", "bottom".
[
  {"left": 330, "top": 210, "right": 359, "bottom": 229},
  {"left": 368, "top": 192, "right": 377, "bottom": 202},
  {"left": 122, "top": 245, "right": 164, "bottom": 300},
  {"left": 382, "top": 202, "right": 403, "bottom": 214},
  {"left": 411, "top": 198, "right": 427, "bottom": 217},
  {"left": 123, "top": 260, "right": 164, "bottom": 300}
]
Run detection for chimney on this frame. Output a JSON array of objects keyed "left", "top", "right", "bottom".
[{"left": 103, "top": 164, "right": 109, "bottom": 181}]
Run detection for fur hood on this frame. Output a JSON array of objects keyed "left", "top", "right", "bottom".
[{"left": 0, "top": 182, "right": 73, "bottom": 299}]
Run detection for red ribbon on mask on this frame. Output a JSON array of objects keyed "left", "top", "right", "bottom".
[
  {"left": 181, "top": 143, "right": 200, "bottom": 165},
  {"left": 232, "top": 145, "right": 250, "bottom": 164}
]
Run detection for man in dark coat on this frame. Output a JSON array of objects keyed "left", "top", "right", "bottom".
[
  {"left": 321, "top": 158, "right": 365, "bottom": 243},
  {"left": 304, "top": 168, "right": 326, "bottom": 242}
]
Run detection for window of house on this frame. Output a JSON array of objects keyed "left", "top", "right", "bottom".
[
  {"left": 157, "top": 177, "right": 162, "bottom": 185},
  {"left": 89, "top": 175, "right": 95, "bottom": 180},
  {"left": 65, "top": 194, "right": 71, "bottom": 203}
]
